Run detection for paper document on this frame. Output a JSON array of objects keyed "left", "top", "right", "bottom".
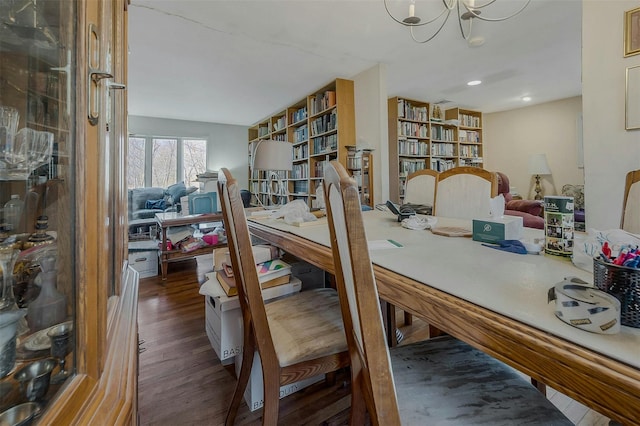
[{"left": 368, "top": 239, "right": 403, "bottom": 250}]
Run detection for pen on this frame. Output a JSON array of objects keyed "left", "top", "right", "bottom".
[{"left": 387, "top": 239, "right": 403, "bottom": 247}]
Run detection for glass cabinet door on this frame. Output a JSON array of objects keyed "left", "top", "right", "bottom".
[{"left": 0, "top": 0, "right": 77, "bottom": 417}]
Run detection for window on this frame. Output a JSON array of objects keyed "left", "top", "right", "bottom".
[{"left": 127, "top": 135, "right": 207, "bottom": 189}]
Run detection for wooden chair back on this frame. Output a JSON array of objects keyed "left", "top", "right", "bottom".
[
  {"left": 622, "top": 169, "right": 640, "bottom": 233},
  {"left": 404, "top": 169, "right": 438, "bottom": 207},
  {"left": 218, "top": 168, "right": 276, "bottom": 359},
  {"left": 434, "top": 166, "right": 498, "bottom": 219},
  {"left": 323, "top": 160, "right": 401, "bottom": 425},
  {"left": 220, "top": 167, "right": 350, "bottom": 425}
]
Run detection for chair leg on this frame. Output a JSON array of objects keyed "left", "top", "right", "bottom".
[
  {"left": 261, "top": 368, "right": 281, "bottom": 426},
  {"left": 350, "top": 375, "right": 368, "bottom": 426},
  {"left": 225, "top": 326, "right": 256, "bottom": 426}
]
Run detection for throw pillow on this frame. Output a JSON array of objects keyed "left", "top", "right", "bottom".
[{"left": 164, "top": 181, "right": 187, "bottom": 205}]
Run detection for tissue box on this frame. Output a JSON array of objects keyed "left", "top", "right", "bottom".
[{"left": 472, "top": 215, "right": 523, "bottom": 243}]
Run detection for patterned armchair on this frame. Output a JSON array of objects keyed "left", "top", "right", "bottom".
[{"left": 561, "top": 184, "right": 585, "bottom": 231}]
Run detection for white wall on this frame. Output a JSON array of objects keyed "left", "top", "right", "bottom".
[
  {"left": 484, "top": 97, "right": 584, "bottom": 199},
  {"left": 128, "top": 116, "right": 249, "bottom": 189},
  {"left": 583, "top": 0, "right": 640, "bottom": 230},
  {"left": 353, "top": 64, "right": 389, "bottom": 205}
]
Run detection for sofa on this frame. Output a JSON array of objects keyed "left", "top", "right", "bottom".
[
  {"left": 128, "top": 181, "right": 198, "bottom": 221},
  {"left": 496, "top": 172, "right": 545, "bottom": 229}
]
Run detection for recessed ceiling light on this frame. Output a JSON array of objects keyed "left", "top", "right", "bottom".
[
  {"left": 467, "top": 80, "right": 482, "bottom": 86},
  {"left": 522, "top": 96, "right": 532, "bottom": 102}
]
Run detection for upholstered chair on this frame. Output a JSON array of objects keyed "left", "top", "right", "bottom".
[
  {"left": 218, "top": 168, "right": 349, "bottom": 426},
  {"left": 434, "top": 166, "right": 498, "bottom": 219},
  {"left": 403, "top": 169, "right": 438, "bottom": 209},
  {"left": 622, "top": 169, "right": 640, "bottom": 234},
  {"left": 322, "top": 160, "right": 572, "bottom": 426},
  {"left": 497, "top": 172, "right": 545, "bottom": 229}
]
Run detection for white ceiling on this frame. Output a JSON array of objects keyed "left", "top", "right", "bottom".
[{"left": 127, "top": 0, "right": 582, "bottom": 127}]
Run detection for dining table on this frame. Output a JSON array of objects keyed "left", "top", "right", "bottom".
[{"left": 247, "top": 210, "right": 640, "bottom": 425}]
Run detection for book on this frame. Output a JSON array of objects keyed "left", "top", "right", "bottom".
[
  {"left": 256, "top": 259, "right": 291, "bottom": 282},
  {"left": 215, "top": 270, "right": 291, "bottom": 297}
]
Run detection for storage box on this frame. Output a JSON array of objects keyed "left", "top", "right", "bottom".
[
  {"left": 472, "top": 215, "right": 523, "bottom": 244},
  {"left": 127, "top": 250, "right": 158, "bottom": 278},
  {"left": 234, "top": 350, "right": 324, "bottom": 411},
  {"left": 202, "top": 275, "right": 302, "bottom": 364}
]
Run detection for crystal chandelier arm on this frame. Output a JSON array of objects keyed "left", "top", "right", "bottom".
[
  {"left": 383, "top": 0, "right": 454, "bottom": 27},
  {"left": 461, "top": 0, "right": 531, "bottom": 22}
]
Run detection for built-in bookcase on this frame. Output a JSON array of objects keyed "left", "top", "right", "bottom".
[
  {"left": 388, "top": 97, "right": 484, "bottom": 203},
  {"left": 248, "top": 78, "right": 356, "bottom": 208}
]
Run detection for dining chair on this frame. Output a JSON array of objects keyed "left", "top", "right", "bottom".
[
  {"left": 322, "top": 160, "right": 572, "bottom": 425},
  {"left": 403, "top": 168, "right": 438, "bottom": 208},
  {"left": 621, "top": 169, "right": 640, "bottom": 234},
  {"left": 434, "top": 166, "right": 498, "bottom": 219},
  {"left": 218, "top": 168, "right": 350, "bottom": 426}
]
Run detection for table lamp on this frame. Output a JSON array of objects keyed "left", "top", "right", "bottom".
[
  {"left": 528, "top": 153, "right": 551, "bottom": 200},
  {"left": 252, "top": 139, "right": 292, "bottom": 207}
]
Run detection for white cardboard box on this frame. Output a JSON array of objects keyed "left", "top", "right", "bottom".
[
  {"left": 201, "top": 274, "right": 302, "bottom": 364},
  {"left": 472, "top": 215, "right": 523, "bottom": 244},
  {"left": 127, "top": 250, "right": 158, "bottom": 278},
  {"left": 234, "top": 350, "right": 324, "bottom": 412}
]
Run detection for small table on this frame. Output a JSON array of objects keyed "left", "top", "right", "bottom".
[{"left": 155, "top": 212, "right": 226, "bottom": 280}]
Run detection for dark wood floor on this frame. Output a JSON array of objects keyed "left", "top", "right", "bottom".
[{"left": 137, "top": 254, "right": 609, "bottom": 426}]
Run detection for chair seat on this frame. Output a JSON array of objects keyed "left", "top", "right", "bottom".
[
  {"left": 266, "top": 288, "right": 348, "bottom": 367},
  {"left": 392, "top": 336, "right": 572, "bottom": 425}
]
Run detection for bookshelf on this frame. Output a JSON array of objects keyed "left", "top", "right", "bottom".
[
  {"left": 346, "top": 146, "right": 374, "bottom": 208},
  {"left": 388, "top": 97, "right": 431, "bottom": 203},
  {"left": 445, "top": 107, "right": 483, "bottom": 168},
  {"left": 248, "top": 78, "right": 356, "bottom": 208},
  {"left": 388, "top": 97, "right": 484, "bottom": 203}
]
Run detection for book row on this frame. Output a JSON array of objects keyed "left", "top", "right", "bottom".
[
  {"left": 459, "top": 114, "right": 481, "bottom": 128},
  {"left": 431, "top": 159, "right": 456, "bottom": 171},
  {"left": 273, "top": 116, "right": 286, "bottom": 132},
  {"left": 396, "top": 99, "right": 429, "bottom": 122},
  {"left": 398, "top": 122, "right": 429, "bottom": 138},
  {"left": 399, "top": 159, "right": 426, "bottom": 176},
  {"left": 312, "top": 134, "right": 338, "bottom": 155},
  {"left": 459, "top": 145, "right": 481, "bottom": 157},
  {"left": 292, "top": 180, "right": 309, "bottom": 194},
  {"left": 459, "top": 130, "right": 480, "bottom": 142},
  {"left": 293, "top": 144, "right": 309, "bottom": 161},
  {"left": 291, "top": 163, "right": 309, "bottom": 179},
  {"left": 291, "top": 106, "right": 307, "bottom": 124},
  {"left": 398, "top": 139, "right": 428, "bottom": 156},
  {"left": 310, "top": 90, "right": 336, "bottom": 116},
  {"left": 293, "top": 124, "right": 308, "bottom": 143},
  {"left": 310, "top": 110, "right": 337, "bottom": 136},
  {"left": 431, "top": 143, "right": 455, "bottom": 157},
  {"left": 431, "top": 125, "right": 455, "bottom": 142}
]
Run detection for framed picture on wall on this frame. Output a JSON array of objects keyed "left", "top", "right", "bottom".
[
  {"left": 626, "top": 65, "right": 640, "bottom": 130},
  {"left": 625, "top": 7, "right": 640, "bottom": 57}
]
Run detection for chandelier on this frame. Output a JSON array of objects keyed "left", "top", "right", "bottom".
[{"left": 383, "top": 0, "right": 531, "bottom": 44}]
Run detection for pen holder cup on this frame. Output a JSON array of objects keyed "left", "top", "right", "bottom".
[{"left": 593, "top": 256, "right": 640, "bottom": 328}]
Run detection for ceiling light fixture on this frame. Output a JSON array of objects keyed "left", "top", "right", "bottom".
[
  {"left": 384, "top": 0, "right": 531, "bottom": 44},
  {"left": 467, "top": 80, "right": 481, "bottom": 86},
  {"left": 522, "top": 96, "right": 532, "bottom": 102}
]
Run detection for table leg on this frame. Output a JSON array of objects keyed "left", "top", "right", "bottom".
[
  {"left": 161, "top": 255, "right": 168, "bottom": 281},
  {"left": 380, "top": 300, "right": 397, "bottom": 348}
]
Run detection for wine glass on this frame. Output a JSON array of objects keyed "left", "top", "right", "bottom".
[{"left": 47, "top": 321, "right": 73, "bottom": 384}]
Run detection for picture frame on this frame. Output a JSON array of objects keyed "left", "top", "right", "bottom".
[
  {"left": 625, "top": 7, "right": 640, "bottom": 57},
  {"left": 626, "top": 65, "right": 640, "bottom": 130}
]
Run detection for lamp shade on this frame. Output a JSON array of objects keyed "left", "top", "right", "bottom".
[
  {"left": 528, "top": 153, "right": 551, "bottom": 175},
  {"left": 253, "top": 140, "right": 292, "bottom": 171}
]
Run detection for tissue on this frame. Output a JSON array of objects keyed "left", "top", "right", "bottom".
[{"left": 489, "top": 194, "right": 505, "bottom": 218}]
